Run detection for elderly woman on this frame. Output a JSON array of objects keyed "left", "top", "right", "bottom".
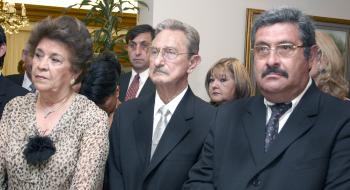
[
  {"left": 80, "top": 51, "right": 121, "bottom": 125},
  {"left": 310, "top": 31, "right": 349, "bottom": 100},
  {"left": 0, "top": 16, "right": 109, "bottom": 189},
  {"left": 205, "top": 57, "right": 252, "bottom": 106}
]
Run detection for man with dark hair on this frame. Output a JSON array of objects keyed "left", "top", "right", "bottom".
[
  {"left": 0, "top": 26, "right": 28, "bottom": 118},
  {"left": 119, "top": 24, "right": 156, "bottom": 102},
  {"left": 104, "top": 19, "right": 214, "bottom": 190},
  {"left": 183, "top": 7, "right": 350, "bottom": 190}
]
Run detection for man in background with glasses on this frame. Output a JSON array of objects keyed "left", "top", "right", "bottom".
[
  {"left": 104, "top": 19, "right": 214, "bottom": 190},
  {"left": 6, "top": 43, "right": 34, "bottom": 92},
  {"left": 183, "top": 7, "right": 350, "bottom": 190},
  {"left": 119, "top": 24, "right": 156, "bottom": 102}
]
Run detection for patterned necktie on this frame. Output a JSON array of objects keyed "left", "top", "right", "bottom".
[
  {"left": 264, "top": 103, "right": 292, "bottom": 152},
  {"left": 151, "top": 106, "right": 170, "bottom": 159},
  {"left": 29, "top": 83, "right": 36, "bottom": 93},
  {"left": 125, "top": 74, "right": 140, "bottom": 101}
]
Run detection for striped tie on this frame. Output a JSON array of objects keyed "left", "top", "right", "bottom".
[{"left": 125, "top": 74, "right": 140, "bottom": 101}]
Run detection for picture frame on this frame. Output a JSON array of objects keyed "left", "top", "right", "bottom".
[{"left": 244, "top": 8, "right": 350, "bottom": 95}]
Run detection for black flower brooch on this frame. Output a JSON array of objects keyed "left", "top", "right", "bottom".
[{"left": 23, "top": 135, "right": 56, "bottom": 165}]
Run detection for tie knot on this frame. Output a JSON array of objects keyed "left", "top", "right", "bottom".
[
  {"left": 134, "top": 74, "right": 140, "bottom": 80},
  {"left": 158, "top": 106, "right": 170, "bottom": 117},
  {"left": 270, "top": 103, "right": 292, "bottom": 118}
]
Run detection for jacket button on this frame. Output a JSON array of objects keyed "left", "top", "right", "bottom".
[{"left": 252, "top": 178, "right": 261, "bottom": 187}]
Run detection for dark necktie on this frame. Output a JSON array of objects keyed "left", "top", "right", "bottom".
[
  {"left": 264, "top": 103, "right": 292, "bottom": 152},
  {"left": 125, "top": 74, "right": 140, "bottom": 101}
]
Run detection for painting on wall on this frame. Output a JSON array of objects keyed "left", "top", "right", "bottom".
[{"left": 244, "top": 8, "right": 350, "bottom": 95}]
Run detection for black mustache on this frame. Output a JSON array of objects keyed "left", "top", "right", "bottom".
[{"left": 261, "top": 65, "right": 288, "bottom": 78}]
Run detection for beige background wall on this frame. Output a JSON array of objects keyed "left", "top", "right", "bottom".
[
  {"left": 3, "top": 24, "right": 33, "bottom": 75},
  {"left": 140, "top": 0, "right": 350, "bottom": 100}
]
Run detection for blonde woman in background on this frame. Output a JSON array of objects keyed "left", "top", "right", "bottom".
[
  {"left": 310, "top": 31, "right": 349, "bottom": 100},
  {"left": 205, "top": 57, "right": 252, "bottom": 106}
]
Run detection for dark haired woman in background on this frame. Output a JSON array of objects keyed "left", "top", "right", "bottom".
[
  {"left": 80, "top": 51, "right": 121, "bottom": 125},
  {"left": 0, "top": 16, "right": 109, "bottom": 189}
]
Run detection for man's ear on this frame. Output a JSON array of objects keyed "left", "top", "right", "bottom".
[
  {"left": 187, "top": 55, "right": 201, "bottom": 74},
  {"left": 115, "top": 85, "right": 120, "bottom": 99},
  {"left": 0, "top": 44, "right": 7, "bottom": 57},
  {"left": 308, "top": 45, "right": 318, "bottom": 69}
]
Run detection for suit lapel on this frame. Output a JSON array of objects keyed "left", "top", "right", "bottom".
[
  {"left": 133, "top": 94, "right": 155, "bottom": 164},
  {"left": 144, "top": 89, "right": 194, "bottom": 176},
  {"left": 242, "top": 96, "right": 267, "bottom": 165},
  {"left": 256, "top": 83, "right": 320, "bottom": 172},
  {"left": 139, "top": 77, "right": 155, "bottom": 97},
  {"left": 119, "top": 72, "right": 131, "bottom": 102}
]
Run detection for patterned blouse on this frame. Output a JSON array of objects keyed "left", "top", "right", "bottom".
[{"left": 0, "top": 93, "right": 109, "bottom": 190}]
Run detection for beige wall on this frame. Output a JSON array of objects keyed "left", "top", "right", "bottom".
[
  {"left": 3, "top": 24, "right": 33, "bottom": 76},
  {"left": 140, "top": 0, "right": 350, "bottom": 100}
]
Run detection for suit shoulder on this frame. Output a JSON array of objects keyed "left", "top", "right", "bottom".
[
  {"left": 320, "top": 93, "right": 350, "bottom": 114},
  {"left": 1, "top": 77, "right": 28, "bottom": 96},
  {"left": 117, "top": 94, "right": 148, "bottom": 113},
  {"left": 193, "top": 96, "right": 215, "bottom": 112}
]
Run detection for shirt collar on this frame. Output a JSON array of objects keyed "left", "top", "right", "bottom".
[
  {"left": 131, "top": 68, "right": 149, "bottom": 84},
  {"left": 154, "top": 86, "right": 188, "bottom": 116},
  {"left": 264, "top": 77, "right": 312, "bottom": 110},
  {"left": 22, "top": 72, "right": 32, "bottom": 89}
]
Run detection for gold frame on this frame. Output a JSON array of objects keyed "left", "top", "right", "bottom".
[
  {"left": 244, "top": 8, "right": 350, "bottom": 94},
  {"left": 14, "top": 4, "right": 137, "bottom": 27}
]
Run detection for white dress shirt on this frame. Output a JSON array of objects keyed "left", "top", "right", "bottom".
[
  {"left": 22, "top": 72, "right": 33, "bottom": 91},
  {"left": 264, "top": 78, "right": 312, "bottom": 133},
  {"left": 152, "top": 86, "right": 188, "bottom": 137}
]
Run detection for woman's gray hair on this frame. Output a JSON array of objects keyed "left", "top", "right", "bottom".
[
  {"left": 155, "top": 19, "right": 200, "bottom": 58},
  {"left": 251, "top": 7, "right": 316, "bottom": 60}
]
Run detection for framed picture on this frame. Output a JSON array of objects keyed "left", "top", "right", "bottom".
[{"left": 244, "top": 8, "right": 350, "bottom": 95}]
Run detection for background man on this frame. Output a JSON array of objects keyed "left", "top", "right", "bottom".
[
  {"left": 0, "top": 26, "right": 28, "bottom": 118},
  {"left": 119, "top": 24, "right": 155, "bottom": 102},
  {"left": 6, "top": 43, "right": 34, "bottom": 92},
  {"left": 104, "top": 19, "right": 214, "bottom": 190},
  {"left": 183, "top": 7, "right": 350, "bottom": 190}
]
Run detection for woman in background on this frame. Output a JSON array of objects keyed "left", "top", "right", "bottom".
[
  {"left": 80, "top": 51, "right": 121, "bottom": 125},
  {"left": 310, "top": 31, "right": 349, "bottom": 100},
  {"left": 0, "top": 16, "right": 109, "bottom": 189},
  {"left": 205, "top": 57, "right": 252, "bottom": 106}
]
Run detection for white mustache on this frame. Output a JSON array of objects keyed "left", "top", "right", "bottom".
[{"left": 153, "top": 67, "right": 168, "bottom": 75}]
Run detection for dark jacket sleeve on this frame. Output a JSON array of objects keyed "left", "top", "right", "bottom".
[{"left": 103, "top": 110, "right": 125, "bottom": 190}]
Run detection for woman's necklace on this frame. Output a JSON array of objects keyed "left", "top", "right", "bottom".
[{"left": 39, "top": 94, "right": 73, "bottom": 119}]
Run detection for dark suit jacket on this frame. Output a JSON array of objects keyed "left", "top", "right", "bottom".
[
  {"left": 118, "top": 72, "right": 155, "bottom": 102},
  {"left": 184, "top": 83, "right": 350, "bottom": 190},
  {"left": 0, "top": 76, "right": 28, "bottom": 119},
  {"left": 104, "top": 88, "right": 215, "bottom": 190},
  {"left": 5, "top": 73, "right": 24, "bottom": 86}
]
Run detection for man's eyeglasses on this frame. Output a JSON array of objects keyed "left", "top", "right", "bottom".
[
  {"left": 252, "top": 43, "right": 304, "bottom": 59},
  {"left": 149, "top": 47, "right": 195, "bottom": 60}
]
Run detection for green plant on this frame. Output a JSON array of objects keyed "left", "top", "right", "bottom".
[{"left": 68, "top": 0, "right": 147, "bottom": 62}]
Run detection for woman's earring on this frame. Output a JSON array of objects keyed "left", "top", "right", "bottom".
[{"left": 70, "top": 78, "right": 75, "bottom": 85}]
